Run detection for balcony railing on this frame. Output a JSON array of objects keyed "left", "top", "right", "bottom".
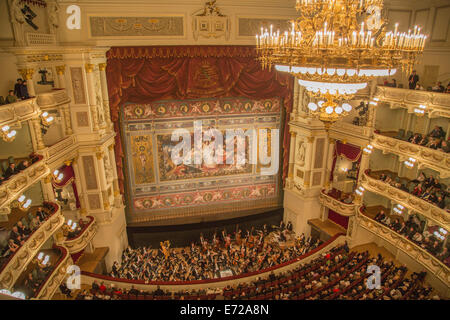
[
  {"left": 33, "top": 246, "right": 73, "bottom": 300},
  {"left": 375, "top": 86, "right": 450, "bottom": 118},
  {"left": 361, "top": 170, "right": 450, "bottom": 230},
  {"left": 0, "top": 98, "right": 39, "bottom": 128},
  {"left": 36, "top": 89, "right": 70, "bottom": 109},
  {"left": 0, "top": 203, "right": 64, "bottom": 290},
  {"left": 0, "top": 156, "right": 50, "bottom": 210},
  {"left": 62, "top": 216, "right": 98, "bottom": 254},
  {"left": 39, "top": 135, "right": 78, "bottom": 166},
  {"left": 372, "top": 132, "right": 450, "bottom": 178},
  {"left": 358, "top": 207, "right": 450, "bottom": 287},
  {"left": 319, "top": 189, "right": 357, "bottom": 217}
]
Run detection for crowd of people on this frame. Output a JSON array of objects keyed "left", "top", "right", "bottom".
[
  {"left": 404, "top": 126, "right": 449, "bottom": 153},
  {"left": 377, "top": 171, "right": 448, "bottom": 211},
  {"left": 0, "top": 79, "right": 30, "bottom": 105},
  {"left": 0, "top": 153, "right": 41, "bottom": 186},
  {"left": 0, "top": 203, "right": 54, "bottom": 270},
  {"left": 17, "top": 254, "right": 55, "bottom": 299},
  {"left": 109, "top": 224, "right": 321, "bottom": 282},
  {"left": 74, "top": 243, "right": 439, "bottom": 300},
  {"left": 373, "top": 210, "right": 450, "bottom": 267},
  {"left": 383, "top": 70, "right": 450, "bottom": 93}
]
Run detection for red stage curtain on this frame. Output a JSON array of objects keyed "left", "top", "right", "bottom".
[
  {"left": 106, "top": 46, "right": 294, "bottom": 194},
  {"left": 328, "top": 209, "right": 349, "bottom": 229},
  {"left": 329, "top": 141, "right": 362, "bottom": 182},
  {"left": 51, "top": 165, "right": 80, "bottom": 209}
]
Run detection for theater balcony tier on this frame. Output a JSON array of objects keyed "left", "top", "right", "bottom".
[
  {"left": 36, "top": 89, "right": 71, "bottom": 110},
  {"left": 319, "top": 189, "right": 357, "bottom": 217},
  {"left": 0, "top": 203, "right": 64, "bottom": 290},
  {"left": 33, "top": 246, "right": 73, "bottom": 300},
  {"left": 375, "top": 86, "right": 450, "bottom": 119},
  {"left": 62, "top": 216, "right": 98, "bottom": 254},
  {"left": 38, "top": 134, "right": 78, "bottom": 166},
  {"left": 0, "top": 156, "right": 50, "bottom": 211},
  {"left": 0, "top": 98, "right": 40, "bottom": 128},
  {"left": 372, "top": 132, "right": 450, "bottom": 178},
  {"left": 358, "top": 208, "right": 450, "bottom": 287},
  {"left": 361, "top": 171, "right": 450, "bottom": 230}
]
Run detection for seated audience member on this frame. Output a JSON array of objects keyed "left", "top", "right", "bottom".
[
  {"left": 439, "top": 140, "right": 450, "bottom": 153},
  {"left": 446, "top": 83, "right": 450, "bottom": 93},
  {"left": 408, "top": 133, "right": 421, "bottom": 144},
  {"left": 418, "top": 135, "right": 428, "bottom": 146},
  {"left": 17, "top": 221, "right": 31, "bottom": 238},
  {"left": 429, "top": 126, "right": 445, "bottom": 139},
  {"left": 16, "top": 160, "right": 29, "bottom": 172},
  {"left": 5, "top": 90, "right": 17, "bottom": 104},
  {"left": 3, "top": 163, "right": 18, "bottom": 179},
  {"left": 29, "top": 153, "right": 40, "bottom": 164},
  {"left": 374, "top": 211, "right": 386, "bottom": 223},
  {"left": 431, "top": 81, "right": 445, "bottom": 93},
  {"left": 415, "top": 83, "right": 425, "bottom": 90},
  {"left": 10, "top": 226, "right": 24, "bottom": 246}
]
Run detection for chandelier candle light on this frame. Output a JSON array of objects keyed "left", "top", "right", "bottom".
[{"left": 256, "top": 0, "right": 427, "bottom": 127}]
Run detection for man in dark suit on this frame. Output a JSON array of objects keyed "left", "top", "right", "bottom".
[
  {"left": 16, "top": 160, "right": 29, "bottom": 171},
  {"left": 13, "top": 79, "right": 23, "bottom": 99},
  {"left": 286, "top": 221, "right": 293, "bottom": 232},
  {"left": 36, "top": 207, "right": 47, "bottom": 221},
  {"left": 3, "top": 163, "right": 18, "bottom": 179},
  {"left": 408, "top": 70, "right": 419, "bottom": 89}
]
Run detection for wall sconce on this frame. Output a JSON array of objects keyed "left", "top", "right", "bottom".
[
  {"left": 17, "top": 194, "right": 32, "bottom": 211},
  {"left": 363, "top": 144, "right": 373, "bottom": 154},
  {"left": 393, "top": 204, "right": 404, "bottom": 215},
  {"left": 1, "top": 125, "right": 17, "bottom": 142},
  {"left": 414, "top": 104, "right": 426, "bottom": 116},
  {"left": 52, "top": 169, "right": 64, "bottom": 183},
  {"left": 37, "top": 251, "right": 50, "bottom": 266},
  {"left": 355, "top": 186, "right": 365, "bottom": 196},
  {"left": 434, "top": 227, "right": 448, "bottom": 241},
  {"left": 41, "top": 112, "right": 54, "bottom": 126},
  {"left": 404, "top": 157, "right": 416, "bottom": 168}
]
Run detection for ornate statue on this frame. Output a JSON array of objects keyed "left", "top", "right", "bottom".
[
  {"left": 296, "top": 141, "right": 305, "bottom": 166},
  {"left": 48, "top": 1, "right": 60, "bottom": 34},
  {"left": 9, "top": 0, "right": 25, "bottom": 45}
]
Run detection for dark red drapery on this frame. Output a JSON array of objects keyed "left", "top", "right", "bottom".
[
  {"left": 329, "top": 141, "right": 363, "bottom": 182},
  {"left": 51, "top": 165, "right": 80, "bottom": 209},
  {"left": 328, "top": 209, "right": 349, "bottom": 229},
  {"left": 106, "top": 46, "right": 294, "bottom": 194}
]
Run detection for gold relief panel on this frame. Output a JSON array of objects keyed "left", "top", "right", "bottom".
[
  {"left": 76, "top": 112, "right": 89, "bottom": 127},
  {"left": 88, "top": 194, "right": 101, "bottom": 210},
  {"left": 312, "top": 172, "right": 322, "bottom": 186},
  {"left": 82, "top": 156, "right": 98, "bottom": 190},
  {"left": 314, "top": 138, "right": 325, "bottom": 169},
  {"left": 90, "top": 17, "right": 184, "bottom": 37},
  {"left": 296, "top": 169, "right": 304, "bottom": 179},
  {"left": 70, "top": 67, "right": 87, "bottom": 105}
]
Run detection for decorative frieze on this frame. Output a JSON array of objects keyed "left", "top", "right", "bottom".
[
  {"left": 319, "top": 189, "right": 357, "bottom": 217},
  {"left": 0, "top": 204, "right": 64, "bottom": 290},
  {"left": 372, "top": 133, "right": 450, "bottom": 178},
  {"left": 375, "top": 86, "right": 450, "bottom": 119},
  {"left": 358, "top": 211, "right": 450, "bottom": 287},
  {"left": 361, "top": 171, "right": 450, "bottom": 230}
]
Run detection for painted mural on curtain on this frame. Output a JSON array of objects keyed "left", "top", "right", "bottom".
[{"left": 122, "top": 96, "right": 282, "bottom": 221}]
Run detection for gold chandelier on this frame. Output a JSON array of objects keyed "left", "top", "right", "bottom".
[{"left": 256, "top": 0, "right": 427, "bottom": 127}]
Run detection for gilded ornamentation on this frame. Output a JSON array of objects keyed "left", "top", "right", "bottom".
[
  {"left": 193, "top": 0, "right": 230, "bottom": 41},
  {"left": 55, "top": 65, "right": 65, "bottom": 75}
]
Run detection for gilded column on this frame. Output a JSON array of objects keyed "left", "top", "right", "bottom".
[
  {"left": 18, "top": 68, "right": 35, "bottom": 97},
  {"left": 108, "top": 144, "right": 120, "bottom": 198},
  {"left": 98, "top": 63, "right": 113, "bottom": 131},
  {"left": 96, "top": 150, "right": 110, "bottom": 210},
  {"left": 292, "top": 81, "right": 299, "bottom": 119},
  {"left": 288, "top": 131, "right": 297, "bottom": 179},
  {"left": 303, "top": 136, "right": 315, "bottom": 187},
  {"left": 357, "top": 151, "right": 370, "bottom": 184},
  {"left": 42, "top": 174, "right": 56, "bottom": 202},
  {"left": 72, "top": 157, "right": 87, "bottom": 216},
  {"left": 85, "top": 64, "right": 99, "bottom": 131},
  {"left": 325, "top": 138, "right": 335, "bottom": 189},
  {"left": 55, "top": 65, "right": 66, "bottom": 89},
  {"left": 31, "top": 118, "right": 45, "bottom": 150}
]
